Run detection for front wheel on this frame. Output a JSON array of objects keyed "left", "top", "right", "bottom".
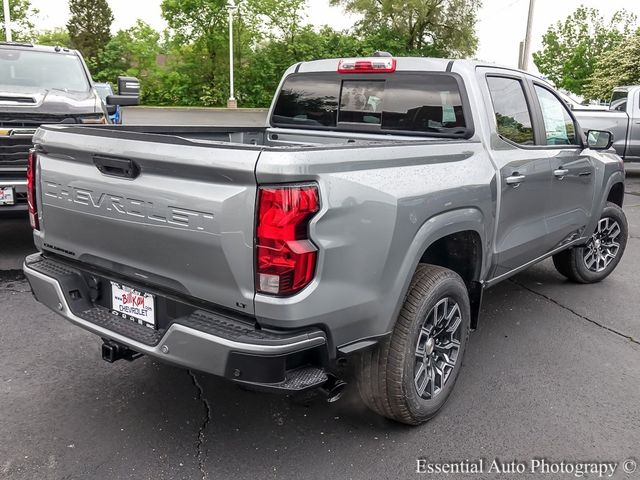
[
  {"left": 355, "top": 264, "right": 470, "bottom": 425},
  {"left": 552, "top": 202, "right": 628, "bottom": 283}
]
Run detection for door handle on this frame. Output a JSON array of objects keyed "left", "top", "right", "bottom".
[
  {"left": 553, "top": 168, "right": 569, "bottom": 179},
  {"left": 506, "top": 174, "right": 526, "bottom": 186},
  {"left": 94, "top": 155, "right": 140, "bottom": 179}
]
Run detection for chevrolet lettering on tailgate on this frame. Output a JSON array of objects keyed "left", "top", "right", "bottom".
[{"left": 43, "top": 181, "right": 216, "bottom": 233}]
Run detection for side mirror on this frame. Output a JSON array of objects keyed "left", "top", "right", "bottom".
[
  {"left": 106, "top": 76, "right": 140, "bottom": 106},
  {"left": 106, "top": 94, "right": 138, "bottom": 106},
  {"left": 117, "top": 76, "right": 140, "bottom": 96},
  {"left": 105, "top": 104, "right": 117, "bottom": 115},
  {"left": 586, "top": 130, "right": 614, "bottom": 150}
]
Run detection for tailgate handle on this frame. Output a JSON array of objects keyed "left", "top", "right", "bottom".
[{"left": 93, "top": 156, "right": 140, "bottom": 179}]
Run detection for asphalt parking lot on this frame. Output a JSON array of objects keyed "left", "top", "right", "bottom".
[{"left": 1, "top": 164, "right": 639, "bottom": 479}]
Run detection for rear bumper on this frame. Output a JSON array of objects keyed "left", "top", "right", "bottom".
[{"left": 23, "top": 253, "right": 330, "bottom": 390}]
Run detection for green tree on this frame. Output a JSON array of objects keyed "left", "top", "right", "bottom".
[
  {"left": 67, "top": 0, "right": 114, "bottom": 61},
  {"left": 159, "top": 0, "right": 307, "bottom": 106},
  {"left": 93, "top": 21, "right": 161, "bottom": 83},
  {"left": 0, "top": 0, "right": 38, "bottom": 41},
  {"left": 34, "top": 28, "right": 72, "bottom": 48},
  {"left": 160, "top": 0, "right": 239, "bottom": 103},
  {"left": 584, "top": 29, "right": 640, "bottom": 101},
  {"left": 533, "top": 7, "right": 636, "bottom": 96},
  {"left": 237, "top": 26, "right": 364, "bottom": 107},
  {"left": 329, "top": 0, "right": 481, "bottom": 57}
]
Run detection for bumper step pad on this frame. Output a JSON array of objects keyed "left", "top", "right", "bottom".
[
  {"left": 239, "top": 367, "right": 329, "bottom": 392},
  {"left": 280, "top": 367, "right": 328, "bottom": 391}
]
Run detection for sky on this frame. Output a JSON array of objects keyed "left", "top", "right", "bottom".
[{"left": 25, "top": 0, "right": 640, "bottom": 72}]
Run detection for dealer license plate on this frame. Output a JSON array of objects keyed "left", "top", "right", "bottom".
[
  {"left": 111, "top": 282, "right": 156, "bottom": 328},
  {"left": 0, "top": 187, "right": 14, "bottom": 206}
]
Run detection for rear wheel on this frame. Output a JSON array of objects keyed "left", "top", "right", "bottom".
[
  {"left": 552, "top": 202, "right": 628, "bottom": 283},
  {"left": 355, "top": 264, "right": 470, "bottom": 425}
]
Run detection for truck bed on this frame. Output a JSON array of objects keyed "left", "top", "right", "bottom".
[
  {"left": 32, "top": 124, "right": 462, "bottom": 318},
  {"left": 574, "top": 109, "right": 629, "bottom": 159},
  {"left": 36, "top": 124, "right": 448, "bottom": 149}
]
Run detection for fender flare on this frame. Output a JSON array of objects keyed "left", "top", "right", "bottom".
[
  {"left": 585, "top": 170, "right": 625, "bottom": 237},
  {"left": 386, "top": 207, "right": 487, "bottom": 333}
]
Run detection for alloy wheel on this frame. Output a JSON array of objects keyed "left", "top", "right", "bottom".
[
  {"left": 414, "top": 297, "right": 462, "bottom": 400},
  {"left": 583, "top": 217, "right": 622, "bottom": 273}
]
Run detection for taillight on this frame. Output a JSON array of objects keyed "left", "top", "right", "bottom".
[
  {"left": 256, "top": 184, "right": 319, "bottom": 296},
  {"left": 338, "top": 57, "right": 396, "bottom": 73},
  {"left": 27, "top": 149, "right": 39, "bottom": 230}
]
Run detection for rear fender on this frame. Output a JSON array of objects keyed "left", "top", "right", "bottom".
[{"left": 387, "top": 207, "right": 487, "bottom": 334}]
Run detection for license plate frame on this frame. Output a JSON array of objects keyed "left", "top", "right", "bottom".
[
  {"left": 110, "top": 281, "right": 156, "bottom": 329},
  {"left": 0, "top": 186, "right": 15, "bottom": 206}
]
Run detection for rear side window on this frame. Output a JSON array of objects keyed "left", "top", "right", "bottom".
[
  {"left": 271, "top": 72, "right": 469, "bottom": 137},
  {"left": 486, "top": 76, "right": 534, "bottom": 145}
]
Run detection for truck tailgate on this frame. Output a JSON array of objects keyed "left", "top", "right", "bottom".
[{"left": 34, "top": 127, "right": 259, "bottom": 314}]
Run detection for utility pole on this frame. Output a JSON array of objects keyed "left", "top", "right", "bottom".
[
  {"left": 518, "top": 41, "right": 525, "bottom": 70},
  {"left": 2, "top": 0, "right": 12, "bottom": 42},
  {"left": 521, "top": 0, "right": 536, "bottom": 70},
  {"left": 226, "top": 1, "right": 237, "bottom": 109}
]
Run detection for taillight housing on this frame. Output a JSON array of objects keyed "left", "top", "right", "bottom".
[
  {"left": 256, "top": 184, "right": 319, "bottom": 296},
  {"left": 27, "top": 148, "right": 39, "bottom": 230}
]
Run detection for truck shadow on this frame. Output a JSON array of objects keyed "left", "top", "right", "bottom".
[
  {"left": 0, "top": 214, "right": 35, "bottom": 273},
  {"left": 162, "top": 271, "right": 566, "bottom": 476}
]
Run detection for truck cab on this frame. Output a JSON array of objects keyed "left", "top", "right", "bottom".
[{"left": 0, "top": 42, "right": 138, "bottom": 214}]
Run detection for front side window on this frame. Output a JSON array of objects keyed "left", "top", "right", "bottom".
[
  {"left": 94, "top": 83, "right": 113, "bottom": 103},
  {"left": 486, "top": 76, "right": 534, "bottom": 145},
  {"left": 534, "top": 85, "right": 577, "bottom": 145}
]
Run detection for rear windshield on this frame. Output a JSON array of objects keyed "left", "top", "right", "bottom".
[
  {"left": 271, "top": 72, "right": 470, "bottom": 138},
  {"left": 0, "top": 48, "right": 90, "bottom": 92}
]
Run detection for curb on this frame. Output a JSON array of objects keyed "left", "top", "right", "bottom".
[{"left": 125, "top": 106, "right": 268, "bottom": 112}]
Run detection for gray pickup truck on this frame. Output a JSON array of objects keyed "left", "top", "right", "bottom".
[
  {"left": 574, "top": 86, "right": 640, "bottom": 162},
  {"left": 23, "top": 56, "right": 627, "bottom": 425},
  {"left": 0, "top": 42, "right": 139, "bottom": 214}
]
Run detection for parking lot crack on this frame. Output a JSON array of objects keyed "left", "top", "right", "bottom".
[
  {"left": 188, "top": 370, "right": 211, "bottom": 480},
  {"left": 0, "top": 287, "right": 30, "bottom": 294},
  {"left": 509, "top": 279, "right": 639, "bottom": 346}
]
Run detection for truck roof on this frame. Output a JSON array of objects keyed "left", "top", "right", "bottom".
[
  {"left": 612, "top": 86, "right": 640, "bottom": 92},
  {"left": 0, "top": 41, "right": 78, "bottom": 55},
  {"left": 295, "top": 56, "right": 541, "bottom": 80}
]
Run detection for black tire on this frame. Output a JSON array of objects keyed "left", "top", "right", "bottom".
[
  {"left": 355, "top": 264, "right": 470, "bottom": 425},
  {"left": 552, "top": 202, "right": 628, "bottom": 283}
]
